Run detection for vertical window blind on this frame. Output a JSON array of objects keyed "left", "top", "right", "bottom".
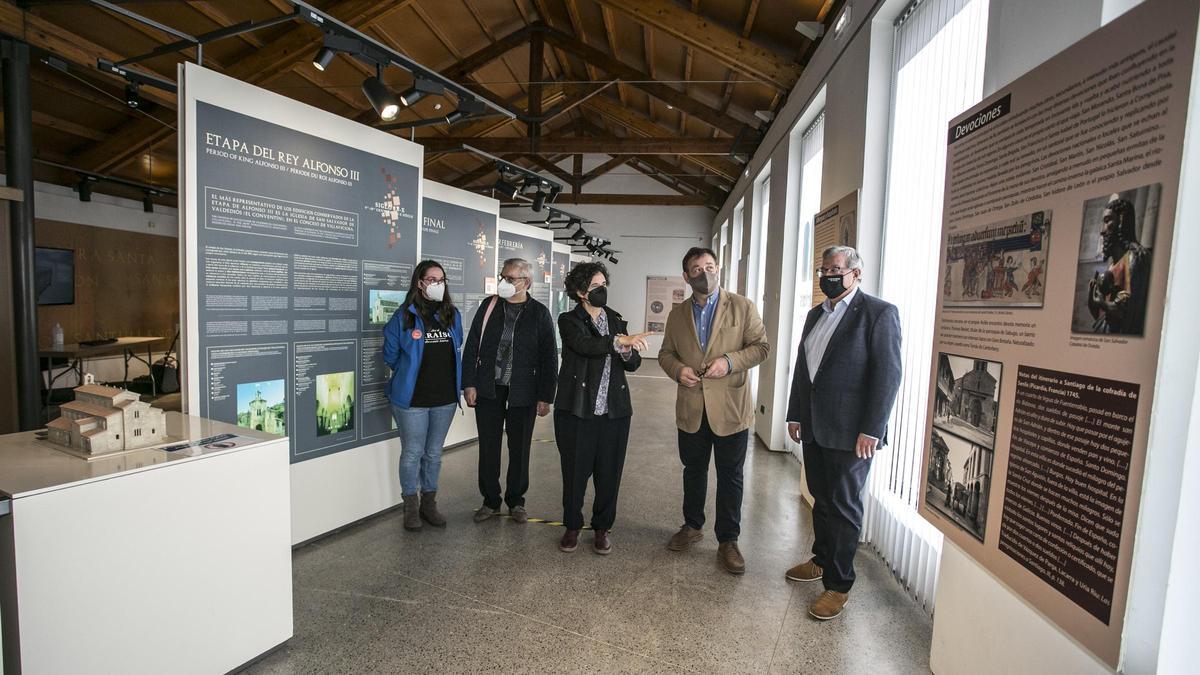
[
  {"left": 785, "top": 112, "right": 825, "bottom": 459},
  {"left": 866, "top": 0, "right": 990, "bottom": 612}
]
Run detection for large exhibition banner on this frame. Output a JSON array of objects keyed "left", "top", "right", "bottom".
[
  {"left": 182, "top": 64, "right": 423, "bottom": 465},
  {"left": 497, "top": 219, "right": 553, "bottom": 308},
  {"left": 420, "top": 181, "right": 499, "bottom": 332},
  {"left": 917, "top": 1, "right": 1197, "bottom": 665}
]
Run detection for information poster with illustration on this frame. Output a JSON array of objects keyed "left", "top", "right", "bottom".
[
  {"left": 645, "top": 275, "right": 689, "bottom": 334},
  {"left": 185, "top": 66, "right": 422, "bottom": 464},
  {"left": 811, "top": 190, "right": 858, "bottom": 307},
  {"left": 916, "top": 1, "right": 1196, "bottom": 666},
  {"left": 497, "top": 219, "right": 553, "bottom": 308},
  {"left": 420, "top": 181, "right": 499, "bottom": 332}
]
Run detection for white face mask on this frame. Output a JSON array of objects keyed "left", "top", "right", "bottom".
[
  {"left": 497, "top": 279, "right": 517, "bottom": 299},
  {"left": 424, "top": 282, "right": 445, "bottom": 302}
]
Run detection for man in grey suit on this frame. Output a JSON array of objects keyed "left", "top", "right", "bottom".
[{"left": 784, "top": 245, "right": 902, "bottom": 620}]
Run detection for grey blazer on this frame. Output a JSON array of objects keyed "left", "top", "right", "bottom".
[{"left": 785, "top": 289, "right": 902, "bottom": 452}]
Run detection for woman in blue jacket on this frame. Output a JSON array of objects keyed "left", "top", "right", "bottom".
[{"left": 383, "top": 260, "right": 464, "bottom": 531}]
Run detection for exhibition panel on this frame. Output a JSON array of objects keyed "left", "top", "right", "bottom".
[
  {"left": 179, "top": 63, "right": 424, "bottom": 543},
  {"left": 918, "top": 0, "right": 1198, "bottom": 665},
  {"left": 0, "top": 414, "right": 292, "bottom": 674},
  {"left": 497, "top": 219, "right": 555, "bottom": 307},
  {"left": 420, "top": 180, "right": 500, "bottom": 447}
]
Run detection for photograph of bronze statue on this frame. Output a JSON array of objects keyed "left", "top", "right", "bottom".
[{"left": 1071, "top": 184, "right": 1160, "bottom": 335}]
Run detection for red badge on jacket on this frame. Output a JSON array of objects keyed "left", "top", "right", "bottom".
[{"left": 411, "top": 329, "right": 423, "bottom": 340}]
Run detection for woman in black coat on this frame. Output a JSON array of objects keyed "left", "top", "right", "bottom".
[{"left": 554, "top": 261, "right": 650, "bottom": 554}]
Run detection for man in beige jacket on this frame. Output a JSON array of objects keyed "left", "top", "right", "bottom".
[{"left": 659, "top": 247, "right": 770, "bottom": 574}]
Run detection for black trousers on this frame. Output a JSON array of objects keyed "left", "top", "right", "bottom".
[
  {"left": 554, "top": 410, "right": 631, "bottom": 531},
  {"left": 678, "top": 411, "right": 748, "bottom": 543},
  {"left": 475, "top": 385, "right": 537, "bottom": 509},
  {"left": 803, "top": 440, "right": 873, "bottom": 593}
]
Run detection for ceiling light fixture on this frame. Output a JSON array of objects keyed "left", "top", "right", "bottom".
[
  {"left": 444, "top": 97, "right": 488, "bottom": 125},
  {"left": 399, "top": 77, "right": 445, "bottom": 107},
  {"left": 492, "top": 179, "right": 520, "bottom": 200},
  {"left": 362, "top": 65, "right": 399, "bottom": 121},
  {"left": 124, "top": 83, "right": 141, "bottom": 109},
  {"left": 143, "top": 194, "right": 154, "bottom": 213},
  {"left": 834, "top": 5, "right": 852, "bottom": 39},
  {"left": 531, "top": 189, "right": 547, "bottom": 213},
  {"left": 312, "top": 45, "right": 336, "bottom": 71},
  {"left": 76, "top": 177, "right": 94, "bottom": 202},
  {"left": 794, "top": 21, "right": 825, "bottom": 41}
]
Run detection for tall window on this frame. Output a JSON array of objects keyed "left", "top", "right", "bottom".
[
  {"left": 729, "top": 200, "right": 744, "bottom": 294},
  {"left": 784, "top": 113, "right": 825, "bottom": 457},
  {"left": 866, "top": 0, "right": 990, "bottom": 611}
]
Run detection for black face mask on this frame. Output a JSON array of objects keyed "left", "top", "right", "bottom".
[
  {"left": 819, "top": 274, "right": 848, "bottom": 299},
  {"left": 586, "top": 286, "right": 608, "bottom": 308}
]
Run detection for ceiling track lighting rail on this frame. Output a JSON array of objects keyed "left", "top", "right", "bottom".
[
  {"left": 289, "top": 0, "right": 513, "bottom": 124},
  {"left": 35, "top": 159, "right": 176, "bottom": 211},
  {"left": 463, "top": 144, "right": 563, "bottom": 212}
]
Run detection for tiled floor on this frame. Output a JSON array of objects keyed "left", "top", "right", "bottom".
[{"left": 247, "top": 372, "right": 932, "bottom": 674}]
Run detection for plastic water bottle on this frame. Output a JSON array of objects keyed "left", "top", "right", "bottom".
[{"left": 52, "top": 322, "right": 64, "bottom": 347}]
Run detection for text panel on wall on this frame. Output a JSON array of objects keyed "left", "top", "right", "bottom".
[{"left": 917, "top": 0, "right": 1198, "bottom": 665}]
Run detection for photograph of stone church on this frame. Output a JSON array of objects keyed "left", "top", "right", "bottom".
[
  {"left": 933, "top": 353, "right": 1001, "bottom": 446},
  {"left": 237, "top": 380, "right": 286, "bottom": 436}
]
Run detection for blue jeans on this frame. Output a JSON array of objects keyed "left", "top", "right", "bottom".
[{"left": 392, "top": 403, "right": 457, "bottom": 497}]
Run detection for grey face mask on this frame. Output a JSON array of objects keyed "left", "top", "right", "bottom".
[{"left": 688, "top": 271, "right": 718, "bottom": 295}]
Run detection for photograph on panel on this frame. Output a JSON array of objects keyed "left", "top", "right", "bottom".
[
  {"left": 942, "top": 210, "right": 1051, "bottom": 308},
  {"left": 315, "top": 371, "right": 355, "bottom": 437},
  {"left": 933, "top": 353, "right": 1002, "bottom": 446},
  {"left": 927, "top": 353, "right": 1002, "bottom": 542},
  {"left": 926, "top": 428, "right": 995, "bottom": 542},
  {"left": 1072, "top": 183, "right": 1161, "bottom": 335},
  {"left": 237, "top": 379, "right": 286, "bottom": 436}
]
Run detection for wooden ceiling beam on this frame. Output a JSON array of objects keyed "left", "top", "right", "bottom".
[
  {"left": 561, "top": 193, "right": 710, "bottom": 206},
  {"left": 419, "top": 136, "right": 751, "bottom": 155},
  {"left": 580, "top": 94, "right": 742, "bottom": 181},
  {"left": 632, "top": 154, "right": 725, "bottom": 197},
  {"left": 521, "top": 154, "right": 576, "bottom": 186},
  {"left": 543, "top": 26, "right": 750, "bottom": 136},
  {"left": 0, "top": 3, "right": 176, "bottom": 109},
  {"left": 31, "top": 111, "right": 107, "bottom": 142},
  {"left": 590, "top": 0, "right": 801, "bottom": 90}
]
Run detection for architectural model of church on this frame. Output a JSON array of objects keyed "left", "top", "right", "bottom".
[{"left": 45, "top": 374, "right": 167, "bottom": 455}]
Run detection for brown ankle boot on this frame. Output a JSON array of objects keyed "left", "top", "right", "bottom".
[
  {"left": 420, "top": 491, "right": 446, "bottom": 527},
  {"left": 402, "top": 494, "right": 422, "bottom": 531}
]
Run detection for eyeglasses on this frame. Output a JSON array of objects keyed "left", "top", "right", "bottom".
[
  {"left": 816, "top": 266, "right": 854, "bottom": 277},
  {"left": 421, "top": 276, "right": 445, "bottom": 284},
  {"left": 500, "top": 274, "right": 528, "bottom": 284}
]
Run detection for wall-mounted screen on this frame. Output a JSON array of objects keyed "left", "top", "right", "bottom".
[{"left": 35, "top": 247, "right": 75, "bottom": 306}]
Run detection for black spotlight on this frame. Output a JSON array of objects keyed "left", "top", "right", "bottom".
[
  {"left": 312, "top": 46, "right": 336, "bottom": 71},
  {"left": 444, "top": 97, "right": 487, "bottom": 125},
  {"left": 362, "top": 66, "right": 399, "bottom": 121},
  {"left": 76, "top": 178, "right": 92, "bottom": 202},
  {"left": 143, "top": 195, "right": 154, "bottom": 213},
  {"left": 399, "top": 77, "right": 444, "bottom": 107},
  {"left": 492, "top": 178, "right": 519, "bottom": 200},
  {"left": 124, "top": 83, "right": 141, "bottom": 109},
  {"left": 531, "top": 189, "right": 547, "bottom": 212}
]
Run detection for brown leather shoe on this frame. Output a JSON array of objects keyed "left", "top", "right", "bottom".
[
  {"left": 809, "top": 590, "right": 849, "bottom": 620},
  {"left": 593, "top": 529, "right": 612, "bottom": 555},
  {"left": 667, "top": 525, "right": 703, "bottom": 551},
  {"left": 559, "top": 529, "right": 580, "bottom": 552},
  {"left": 718, "top": 541, "right": 745, "bottom": 575},
  {"left": 786, "top": 558, "right": 823, "bottom": 582}
]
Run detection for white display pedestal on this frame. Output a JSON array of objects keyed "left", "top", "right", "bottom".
[{"left": 0, "top": 413, "right": 293, "bottom": 674}]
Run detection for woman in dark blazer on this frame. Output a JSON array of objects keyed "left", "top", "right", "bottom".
[{"left": 554, "top": 261, "right": 650, "bottom": 554}]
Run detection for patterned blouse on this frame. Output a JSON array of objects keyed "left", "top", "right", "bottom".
[{"left": 591, "top": 310, "right": 632, "bottom": 416}]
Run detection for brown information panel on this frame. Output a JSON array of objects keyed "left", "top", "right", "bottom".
[
  {"left": 917, "top": 0, "right": 1198, "bottom": 666},
  {"left": 999, "top": 366, "right": 1138, "bottom": 624}
]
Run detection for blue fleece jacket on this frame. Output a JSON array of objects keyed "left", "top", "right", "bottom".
[{"left": 383, "top": 303, "right": 464, "bottom": 409}]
